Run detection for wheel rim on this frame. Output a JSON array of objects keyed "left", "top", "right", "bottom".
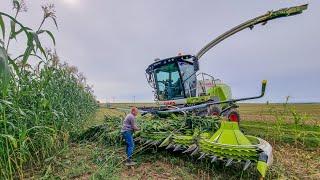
[
  {"left": 211, "top": 111, "right": 219, "bottom": 116},
  {"left": 229, "top": 113, "right": 239, "bottom": 122}
]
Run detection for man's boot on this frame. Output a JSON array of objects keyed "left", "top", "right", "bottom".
[{"left": 125, "top": 159, "right": 136, "bottom": 166}]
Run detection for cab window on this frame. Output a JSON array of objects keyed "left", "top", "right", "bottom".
[
  {"left": 178, "top": 61, "right": 197, "bottom": 97},
  {"left": 155, "top": 63, "right": 184, "bottom": 100}
]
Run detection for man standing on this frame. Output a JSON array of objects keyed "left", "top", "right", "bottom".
[{"left": 121, "top": 107, "right": 140, "bottom": 166}]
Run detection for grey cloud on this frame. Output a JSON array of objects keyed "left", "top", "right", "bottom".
[{"left": 1, "top": 0, "right": 319, "bottom": 103}]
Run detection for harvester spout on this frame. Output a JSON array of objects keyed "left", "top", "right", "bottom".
[
  {"left": 261, "top": 80, "right": 267, "bottom": 97},
  {"left": 195, "top": 4, "right": 308, "bottom": 60}
]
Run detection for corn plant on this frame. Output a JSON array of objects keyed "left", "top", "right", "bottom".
[{"left": 0, "top": 1, "right": 97, "bottom": 179}]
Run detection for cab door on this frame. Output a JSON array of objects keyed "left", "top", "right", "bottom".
[{"left": 154, "top": 63, "right": 185, "bottom": 101}]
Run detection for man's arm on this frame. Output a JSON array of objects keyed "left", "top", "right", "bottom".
[{"left": 131, "top": 116, "right": 140, "bottom": 131}]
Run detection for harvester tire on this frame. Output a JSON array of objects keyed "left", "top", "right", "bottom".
[{"left": 226, "top": 109, "right": 240, "bottom": 123}]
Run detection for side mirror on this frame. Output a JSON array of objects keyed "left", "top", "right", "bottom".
[{"left": 193, "top": 58, "right": 199, "bottom": 71}]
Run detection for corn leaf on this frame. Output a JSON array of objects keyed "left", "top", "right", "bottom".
[
  {"left": 0, "top": 12, "right": 31, "bottom": 42},
  {"left": 22, "top": 45, "right": 32, "bottom": 65},
  {"left": 0, "top": 15, "right": 5, "bottom": 39},
  {"left": 27, "top": 126, "right": 56, "bottom": 134},
  {"left": 7, "top": 56, "right": 20, "bottom": 77},
  {"left": 0, "top": 99, "right": 13, "bottom": 105},
  {"left": 32, "top": 32, "right": 47, "bottom": 59},
  {"left": 10, "top": 27, "right": 30, "bottom": 40},
  {"left": 51, "top": 17, "right": 59, "bottom": 30},
  {"left": 10, "top": 20, "right": 16, "bottom": 40},
  {"left": 0, "top": 134, "right": 17, "bottom": 149},
  {"left": 0, "top": 47, "right": 10, "bottom": 90},
  {"left": 13, "top": 53, "right": 44, "bottom": 62},
  {"left": 37, "top": 29, "right": 56, "bottom": 46}
]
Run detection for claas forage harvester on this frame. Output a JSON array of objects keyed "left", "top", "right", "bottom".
[{"left": 117, "top": 4, "right": 308, "bottom": 178}]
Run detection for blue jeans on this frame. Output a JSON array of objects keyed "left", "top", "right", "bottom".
[{"left": 122, "top": 131, "right": 134, "bottom": 160}]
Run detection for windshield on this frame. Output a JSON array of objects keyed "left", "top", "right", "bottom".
[
  {"left": 178, "top": 61, "right": 196, "bottom": 97},
  {"left": 155, "top": 63, "right": 184, "bottom": 100}
]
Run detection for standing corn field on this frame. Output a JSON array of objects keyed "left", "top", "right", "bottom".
[{"left": 0, "top": 1, "right": 97, "bottom": 179}]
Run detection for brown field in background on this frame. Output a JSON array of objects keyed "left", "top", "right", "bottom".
[{"left": 104, "top": 102, "right": 320, "bottom": 125}]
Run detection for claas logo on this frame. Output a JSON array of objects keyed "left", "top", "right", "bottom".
[{"left": 164, "top": 101, "right": 176, "bottom": 105}]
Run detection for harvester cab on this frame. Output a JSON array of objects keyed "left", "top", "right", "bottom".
[
  {"left": 146, "top": 55, "right": 230, "bottom": 102},
  {"left": 146, "top": 55, "right": 198, "bottom": 102},
  {"left": 145, "top": 54, "right": 235, "bottom": 119}
]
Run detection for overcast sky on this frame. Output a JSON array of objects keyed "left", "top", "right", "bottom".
[{"left": 1, "top": 0, "right": 319, "bottom": 103}]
